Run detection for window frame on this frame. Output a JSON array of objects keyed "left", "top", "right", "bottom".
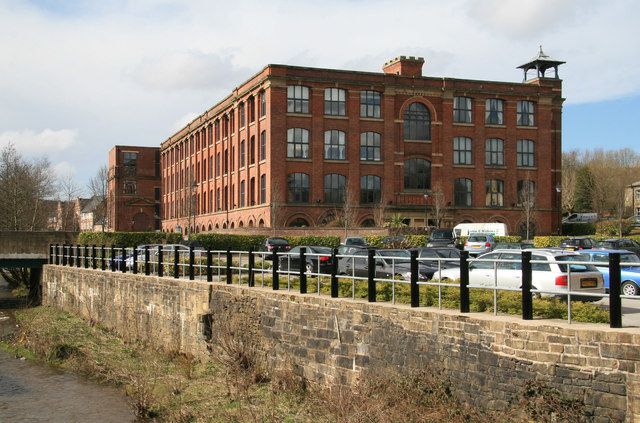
[
  {"left": 453, "top": 96, "right": 472, "bottom": 124},
  {"left": 403, "top": 102, "right": 431, "bottom": 141},
  {"left": 403, "top": 158, "right": 431, "bottom": 191},
  {"left": 287, "top": 128, "right": 310, "bottom": 159},
  {"left": 324, "top": 88, "right": 346, "bottom": 116},
  {"left": 517, "top": 100, "right": 535, "bottom": 126},
  {"left": 485, "top": 99, "right": 504, "bottom": 125},
  {"left": 485, "top": 138, "right": 504, "bottom": 166},
  {"left": 454, "top": 178, "right": 472, "bottom": 207},
  {"left": 517, "top": 139, "right": 535, "bottom": 167},
  {"left": 453, "top": 137, "right": 473, "bottom": 165},
  {"left": 360, "top": 90, "right": 381, "bottom": 118},
  {"left": 287, "top": 86, "right": 310, "bottom": 114},
  {"left": 324, "top": 173, "right": 347, "bottom": 204},
  {"left": 360, "top": 175, "right": 382, "bottom": 204},
  {"left": 287, "top": 173, "right": 310, "bottom": 203},
  {"left": 360, "top": 132, "right": 382, "bottom": 161},
  {"left": 485, "top": 179, "right": 504, "bottom": 207},
  {"left": 324, "top": 130, "right": 346, "bottom": 160}
]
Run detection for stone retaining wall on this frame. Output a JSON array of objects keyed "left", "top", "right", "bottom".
[{"left": 43, "top": 265, "right": 640, "bottom": 422}]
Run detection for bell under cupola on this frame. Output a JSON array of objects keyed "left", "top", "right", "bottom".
[{"left": 517, "top": 46, "right": 565, "bottom": 82}]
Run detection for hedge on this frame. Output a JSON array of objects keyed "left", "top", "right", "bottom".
[
  {"left": 561, "top": 223, "right": 596, "bottom": 236},
  {"left": 191, "top": 234, "right": 342, "bottom": 250},
  {"left": 77, "top": 232, "right": 181, "bottom": 247}
]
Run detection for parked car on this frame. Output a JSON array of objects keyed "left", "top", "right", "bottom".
[
  {"left": 124, "top": 244, "right": 189, "bottom": 268},
  {"left": 453, "top": 222, "right": 508, "bottom": 237},
  {"left": 262, "top": 237, "right": 291, "bottom": 257},
  {"left": 562, "top": 213, "right": 598, "bottom": 223},
  {"left": 416, "top": 247, "right": 460, "bottom": 269},
  {"left": 559, "top": 237, "right": 597, "bottom": 251},
  {"left": 630, "top": 215, "right": 640, "bottom": 228},
  {"left": 494, "top": 242, "right": 535, "bottom": 250},
  {"left": 595, "top": 239, "right": 640, "bottom": 256},
  {"left": 426, "top": 228, "right": 457, "bottom": 248},
  {"left": 576, "top": 250, "right": 640, "bottom": 296},
  {"left": 339, "top": 249, "right": 436, "bottom": 281},
  {"left": 381, "top": 235, "right": 407, "bottom": 248},
  {"left": 279, "top": 246, "right": 333, "bottom": 274},
  {"left": 344, "top": 236, "right": 368, "bottom": 247},
  {"left": 432, "top": 249, "right": 605, "bottom": 300},
  {"left": 463, "top": 234, "right": 496, "bottom": 256}
]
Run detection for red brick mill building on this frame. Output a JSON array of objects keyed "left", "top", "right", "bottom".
[{"left": 158, "top": 49, "right": 565, "bottom": 236}]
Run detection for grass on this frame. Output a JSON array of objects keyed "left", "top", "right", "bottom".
[{"left": 2, "top": 306, "right": 589, "bottom": 422}]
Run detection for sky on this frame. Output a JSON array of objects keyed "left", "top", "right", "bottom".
[{"left": 0, "top": 0, "right": 639, "bottom": 194}]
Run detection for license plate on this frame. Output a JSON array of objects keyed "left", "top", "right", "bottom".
[
  {"left": 472, "top": 245, "right": 481, "bottom": 248},
  {"left": 580, "top": 278, "right": 597, "bottom": 288}
]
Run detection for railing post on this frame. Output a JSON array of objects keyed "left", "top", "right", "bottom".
[
  {"left": 144, "top": 246, "right": 150, "bottom": 276},
  {"left": 367, "top": 249, "right": 376, "bottom": 302},
  {"left": 521, "top": 251, "right": 533, "bottom": 320},
  {"left": 110, "top": 245, "right": 116, "bottom": 272},
  {"left": 609, "top": 252, "right": 622, "bottom": 328},
  {"left": 173, "top": 248, "right": 180, "bottom": 279},
  {"left": 54, "top": 244, "right": 60, "bottom": 265},
  {"left": 410, "top": 249, "right": 419, "bottom": 307},
  {"left": 247, "top": 247, "right": 254, "bottom": 287},
  {"left": 206, "top": 249, "right": 213, "bottom": 282},
  {"left": 459, "top": 250, "right": 470, "bottom": 313},
  {"left": 121, "top": 246, "right": 126, "bottom": 273},
  {"left": 226, "top": 248, "right": 232, "bottom": 284},
  {"left": 157, "top": 246, "right": 164, "bottom": 277},
  {"left": 299, "top": 247, "right": 307, "bottom": 294},
  {"left": 188, "top": 246, "right": 195, "bottom": 280},
  {"left": 83, "top": 245, "right": 89, "bottom": 268},
  {"left": 330, "top": 248, "right": 338, "bottom": 298},
  {"left": 49, "top": 244, "right": 53, "bottom": 263},
  {"left": 272, "top": 248, "right": 280, "bottom": 290},
  {"left": 68, "top": 244, "right": 74, "bottom": 267},
  {"left": 132, "top": 246, "right": 138, "bottom": 274},
  {"left": 101, "top": 245, "right": 106, "bottom": 271},
  {"left": 91, "top": 245, "right": 97, "bottom": 269},
  {"left": 76, "top": 244, "right": 81, "bottom": 268}
]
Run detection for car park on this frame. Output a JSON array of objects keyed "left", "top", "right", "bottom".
[
  {"left": 279, "top": 246, "right": 333, "bottom": 274},
  {"left": 595, "top": 238, "right": 640, "bottom": 256},
  {"left": 494, "top": 242, "right": 535, "bottom": 250},
  {"left": 432, "top": 249, "right": 605, "bottom": 300},
  {"left": 558, "top": 237, "right": 597, "bottom": 251},
  {"left": 463, "top": 234, "right": 496, "bottom": 256},
  {"left": 576, "top": 249, "right": 640, "bottom": 296}
]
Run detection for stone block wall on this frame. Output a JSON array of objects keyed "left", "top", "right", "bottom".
[
  {"left": 42, "top": 266, "right": 210, "bottom": 356},
  {"left": 43, "top": 265, "right": 640, "bottom": 421}
]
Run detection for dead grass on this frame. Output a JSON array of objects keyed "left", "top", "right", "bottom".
[{"left": 4, "top": 306, "right": 592, "bottom": 422}]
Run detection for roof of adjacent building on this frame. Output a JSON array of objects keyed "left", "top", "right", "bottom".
[{"left": 81, "top": 195, "right": 104, "bottom": 214}]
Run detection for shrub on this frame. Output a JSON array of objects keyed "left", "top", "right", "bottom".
[
  {"left": 494, "top": 236, "right": 523, "bottom": 243},
  {"left": 283, "top": 236, "right": 340, "bottom": 248},
  {"left": 77, "top": 232, "right": 181, "bottom": 247},
  {"left": 596, "top": 221, "right": 632, "bottom": 237},
  {"left": 561, "top": 222, "right": 596, "bottom": 236},
  {"left": 533, "top": 236, "right": 565, "bottom": 248},
  {"left": 192, "top": 234, "right": 267, "bottom": 251}
]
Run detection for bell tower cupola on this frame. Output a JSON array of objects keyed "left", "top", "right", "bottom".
[{"left": 517, "top": 46, "right": 565, "bottom": 82}]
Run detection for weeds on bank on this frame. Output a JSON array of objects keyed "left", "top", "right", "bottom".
[{"left": 4, "top": 306, "right": 591, "bottom": 422}]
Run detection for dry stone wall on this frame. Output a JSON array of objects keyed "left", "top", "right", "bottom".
[{"left": 43, "top": 265, "right": 640, "bottom": 422}]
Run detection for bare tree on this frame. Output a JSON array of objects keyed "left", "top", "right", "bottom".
[
  {"left": 87, "top": 165, "right": 109, "bottom": 231},
  {"left": 270, "top": 179, "right": 284, "bottom": 235},
  {"left": 342, "top": 184, "right": 358, "bottom": 238},
  {"left": 561, "top": 151, "right": 579, "bottom": 214},
  {"left": 0, "top": 143, "right": 55, "bottom": 231},
  {"left": 58, "top": 173, "right": 83, "bottom": 231},
  {"left": 518, "top": 179, "right": 537, "bottom": 240},
  {"left": 373, "top": 191, "right": 389, "bottom": 227},
  {"left": 430, "top": 183, "right": 447, "bottom": 228}
]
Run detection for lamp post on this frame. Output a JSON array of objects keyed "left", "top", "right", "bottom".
[
  {"left": 423, "top": 193, "right": 430, "bottom": 230},
  {"left": 555, "top": 184, "right": 562, "bottom": 235}
]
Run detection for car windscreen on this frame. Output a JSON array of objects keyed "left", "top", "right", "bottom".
[
  {"left": 268, "top": 238, "right": 289, "bottom": 245},
  {"left": 467, "top": 236, "right": 487, "bottom": 242},
  {"left": 556, "top": 255, "right": 598, "bottom": 272},
  {"left": 310, "top": 247, "right": 332, "bottom": 254},
  {"left": 596, "top": 241, "right": 617, "bottom": 249},
  {"left": 377, "top": 250, "right": 410, "bottom": 263},
  {"left": 430, "top": 230, "right": 452, "bottom": 240},
  {"left": 621, "top": 253, "right": 640, "bottom": 263}
]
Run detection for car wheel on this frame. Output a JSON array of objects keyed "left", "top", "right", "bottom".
[
  {"left": 621, "top": 281, "right": 640, "bottom": 296},
  {"left": 306, "top": 263, "right": 314, "bottom": 274}
]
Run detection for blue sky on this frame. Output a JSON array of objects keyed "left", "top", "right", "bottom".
[{"left": 1, "top": 0, "right": 639, "bottom": 194}]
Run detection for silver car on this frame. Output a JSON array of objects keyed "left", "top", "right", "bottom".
[{"left": 464, "top": 234, "right": 496, "bottom": 256}]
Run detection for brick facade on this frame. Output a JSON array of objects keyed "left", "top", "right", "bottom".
[
  {"left": 108, "top": 145, "right": 161, "bottom": 232},
  {"left": 160, "top": 55, "right": 563, "bottom": 236}
]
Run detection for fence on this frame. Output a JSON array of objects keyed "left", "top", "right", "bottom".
[{"left": 48, "top": 243, "right": 640, "bottom": 329}]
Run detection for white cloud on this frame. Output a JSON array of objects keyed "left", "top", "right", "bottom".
[
  {"left": 0, "top": 129, "right": 78, "bottom": 155},
  {"left": 52, "top": 161, "right": 76, "bottom": 179},
  {"left": 172, "top": 112, "right": 200, "bottom": 133}
]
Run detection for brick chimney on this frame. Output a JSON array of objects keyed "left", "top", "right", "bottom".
[{"left": 382, "top": 56, "right": 425, "bottom": 77}]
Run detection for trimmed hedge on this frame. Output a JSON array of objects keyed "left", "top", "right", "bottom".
[
  {"left": 77, "top": 232, "right": 181, "bottom": 247},
  {"left": 285, "top": 236, "right": 341, "bottom": 248},
  {"left": 561, "top": 223, "right": 596, "bottom": 236},
  {"left": 191, "top": 234, "right": 342, "bottom": 250}
]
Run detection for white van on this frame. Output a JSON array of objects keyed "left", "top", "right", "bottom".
[
  {"left": 562, "top": 213, "right": 598, "bottom": 223},
  {"left": 453, "top": 223, "right": 508, "bottom": 238}
]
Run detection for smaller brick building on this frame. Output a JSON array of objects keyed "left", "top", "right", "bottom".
[{"left": 108, "top": 146, "right": 161, "bottom": 232}]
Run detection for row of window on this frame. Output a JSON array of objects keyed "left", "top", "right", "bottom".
[
  {"left": 287, "top": 128, "right": 536, "bottom": 167},
  {"left": 286, "top": 173, "right": 536, "bottom": 208},
  {"left": 287, "top": 86, "right": 536, "bottom": 127}
]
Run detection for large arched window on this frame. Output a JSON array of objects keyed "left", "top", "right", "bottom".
[
  {"left": 360, "top": 175, "right": 381, "bottom": 204},
  {"left": 485, "top": 138, "right": 504, "bottom": 166},
  {"left": 454, "top": 178, "right": 472, "bottom": 207},
  {"left": 324, "top": 130, "right": 346, "bottom": 160},
  {"left": 287, "top": 173, "right": 309, "bottom": 203},
  {"left": 403, "top": 158, "right": 431, "bottom": 190},
  {"left": 403, "top": 102, "right": 430, "bottom": 140},
  {"left": 287, "top": 128, "right": 309, "bottom": 159},
  {"left": 517, "top": 139, "right": 535, "bottom": 167},
  {"left": 324, "top": 174, "right": 346, "bottom": 203},
  {"left": 485, "top": 179, "right": 504, "bottom": 207}
]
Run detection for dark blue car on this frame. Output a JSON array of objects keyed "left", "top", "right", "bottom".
[{"left": 577, "top": 249, "right": 640, "bottom": 296}]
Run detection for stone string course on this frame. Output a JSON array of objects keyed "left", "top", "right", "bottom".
[{"left": 43, "top": 265, "right": 640, "bottom": 422}]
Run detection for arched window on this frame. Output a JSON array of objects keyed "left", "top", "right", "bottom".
[
  {"left": 289, "top": 217, "right": 309, "bottom": 227},
  {"left": 324, "top": 174, "right": 346, "bottom": 203},
  {"left": 240, "top": 140, "right": 245, "bottom": 167},
  {"left": 485, "top": 138, "right": 504, "bottom": 166},
  {"left": 485, "top": 179, "right": 504, "bottom": 207},
  {"left": 360, "top": 175, "right": 381, "bottom": 204},
  {"left": 324, "top": 130, "right": 346, "bottom": 160},
  {"left": 287, "top": 128, "right": 309, "bottom": 159},
  {"left": 454, "top": 178, "right": 472, "bottom": 207},
  {"left": 453, "top": 137, "right": 472, "bottom": 165},
  {"left": 287, "top": 173, "right": 309, "bottom": 203},
  {"left": 517, "top": 139, "right": 535, "bottom": 167},
  {"left": 260, "top": 130, "right": 267, "bottom": 161},
  {"left": 324, "top": 88, "right": 346, "bottom": 116},
  {"left": 403, "top": 103, "right": 430, "bottom": 140},
  {"left": 403, "top": 159, "right": 431, "bottom": 190},
  {"left": 360, "top": 132, "right": 381, "bottom": 161}
]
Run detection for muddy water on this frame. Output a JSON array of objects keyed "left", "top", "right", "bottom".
[{"left": 0, "top": 278, "right": 136, "bottom": 422}]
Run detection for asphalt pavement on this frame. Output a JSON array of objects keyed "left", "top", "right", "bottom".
[{"left": 595, "top": 297, "right": 640, "bottom": 328}]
